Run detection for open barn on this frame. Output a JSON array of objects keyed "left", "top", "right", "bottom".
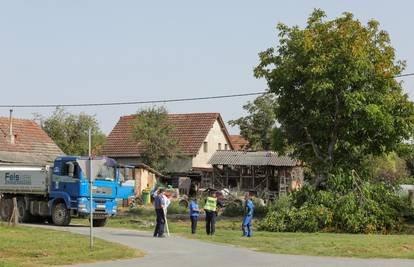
[{"left": 208, "top": 151, "right": 304, "bottom": 199}]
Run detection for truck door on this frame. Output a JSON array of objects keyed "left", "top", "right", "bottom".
[{"left": 51, "top": 159, "right": 81, "bottom": 209}]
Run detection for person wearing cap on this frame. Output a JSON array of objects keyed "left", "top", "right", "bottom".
[
  {"left": 153, "top": 188, "right": 166, "bottom": 238},
  {"left": 189, "top": 196, "right": 201, "bottom": 234},
  {"left": 242, "top": 193, "right": 254, "bottom": 238}
]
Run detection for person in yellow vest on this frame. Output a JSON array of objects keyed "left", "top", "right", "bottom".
[{"left": 204, "top": 191, "right": 218, "bottom": 235}]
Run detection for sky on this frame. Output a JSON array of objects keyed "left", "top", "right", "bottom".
[{"left": 1, "top": 0, "right": 413, "bottom": 134}]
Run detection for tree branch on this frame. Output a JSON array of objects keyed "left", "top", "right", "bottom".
[
  {"left": 304, "top": 126, "right": 326, "bottom": 163},
  {"left": 327, "top": 94, "right": 340, "bottom": 163}
]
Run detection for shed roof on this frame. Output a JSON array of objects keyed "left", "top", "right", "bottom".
[
  {"left": 102, "top": 113, "right": 234, "bottom": 157},
  {"left": 208, "top": 150, "right": 298, "bottom": 166},
  {"left": 0, "top": 117, "right": 63, "bottom": 165}
]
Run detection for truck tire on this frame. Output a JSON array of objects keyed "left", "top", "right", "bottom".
[
  {"left": 17, "top": 199, "right": 31, "bottom": 223},
  {"left": 52, "top": 202, "right": 71, "bottom": 226},
  {"left": 0, "top": 198, "right": 12, "bottom": 221},
  {"left": 91, "top": 218, "right": 107, "bottom": 227}
]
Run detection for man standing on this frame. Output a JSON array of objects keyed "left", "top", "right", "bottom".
[
  {"left": 204, "top": 191, "right": 218, "bottom": 235},
  {"left": 189, "top": 197, "right": 200, "bottom": 234},
  {"left": 153, "top": 188, "right": 166, "bottom": 238},
  {"left": 242, "top": 193, "right": 254, "bottom": 238}
]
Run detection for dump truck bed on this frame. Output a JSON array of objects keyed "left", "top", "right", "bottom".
[{"left": 0, "top": 165, "right": 49, "bottom": 195}]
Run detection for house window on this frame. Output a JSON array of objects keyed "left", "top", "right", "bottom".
[
  {"left": 224, "top": 144, "right": 228, "bottom": 150},
  {"left": 218, "top": 143, "right": 222, "bottom": 150},
  {"left": 203, "top": 141, "right": 208, "bottom": 152}
]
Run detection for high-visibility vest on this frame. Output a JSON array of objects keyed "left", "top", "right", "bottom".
[{"left": 204, "top": 197, "right": 217, "bottom": 212}]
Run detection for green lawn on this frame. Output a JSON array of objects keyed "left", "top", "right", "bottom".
[
  {"left": 81, "top": 206, "right": 414, "bottom": 259},
  {"left": 0, "top": 223, "right": 143, "bottom": 267}
]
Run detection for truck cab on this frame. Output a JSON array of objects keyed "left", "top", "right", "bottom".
[{"left": 49, "top": 156, "right": 118, "bottom": 226}]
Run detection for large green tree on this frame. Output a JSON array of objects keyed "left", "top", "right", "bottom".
[
  {"left": 132, "top": 106, "right": 179, "bottom": 171},
  {"left": 229, "top": 94, "right": 277, "bottom": 150},
  {"left": 36, "top": 107, "right": 106, "bottom": 155},
  {"left": 254, "top": 9, "right": 414, "bottom": 183}
]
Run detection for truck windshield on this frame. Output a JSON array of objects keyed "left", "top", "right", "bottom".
[{"left": 95, "top": 166, "right": 115, "bottom": 181}]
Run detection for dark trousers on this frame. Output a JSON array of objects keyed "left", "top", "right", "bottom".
[
  {"left": 154, "top": 208, "right": 165, "bottom": 237},
  {"left": 205, "top": 210, "right": 216, "bottom": 235},
  {"left": 190, "top": 216, "right": 198, "bottom": 234}
]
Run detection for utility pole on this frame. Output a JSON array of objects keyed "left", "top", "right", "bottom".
[{"left": 89, "top": 128, "right": 93, "bottom": 249}]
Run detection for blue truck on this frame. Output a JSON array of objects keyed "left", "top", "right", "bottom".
[
  {"left": 0, "top": 156, "right": 119, "bottom": 227},
  {"left": 116, "top": 164, "right": 136, "bottom": 203}
]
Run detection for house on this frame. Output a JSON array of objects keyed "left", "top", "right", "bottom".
[
  {"left": 208, "top": 150, "right": 303, "bottom": 198},
  {"left": 229, "top": 135, "right": 249, "bottom": 150},
  {"left": 0, "top": 116, "right": 63, "bottom": 165},
  {"left": 102, "top": 113, "right": 234, "bottom": 184}
]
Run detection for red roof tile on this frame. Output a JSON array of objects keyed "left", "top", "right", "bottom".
[
  {"left": 102, "top": 113, "right": 233, "bottom": 157},
  {"left": 229, "top": 135, "right": 249, "bottom": 150},
  {"left": 0, "top": 117, "right": 63, "bottom": 164}
]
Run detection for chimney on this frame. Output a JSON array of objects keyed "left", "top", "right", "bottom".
[{"left": 9, "top": 109, "right": 15, "bottom": 144}]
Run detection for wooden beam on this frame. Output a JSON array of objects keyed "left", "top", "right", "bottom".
[
  {"left": 226, "top": 166, "right": 229, "bottom": 189},
  {"left": 212, "top": 167, "right": 215, "bottom": 189},
  {"left": 252, "top": 166, "right": 255, "bottom": 189},
  {"left": 239, "top": 167, "right": 242, "bottom": 191}
]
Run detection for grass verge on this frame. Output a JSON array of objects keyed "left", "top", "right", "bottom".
[
  {"left": 0, "top": 223, "right": 143, "bottom": 267},
  {"left": 81, "top": 206, "right": 414, "bottom": 259}
]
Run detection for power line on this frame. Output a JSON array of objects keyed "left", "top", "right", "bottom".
[
  {"left": 395, "top": 72, "right": 414, "bottom": 78},
  {"left": 0, "top": 92, "right": 266, "bottom": 108},
  {"left": 1, "top": 72, "right": 413, "bottom": 109}
]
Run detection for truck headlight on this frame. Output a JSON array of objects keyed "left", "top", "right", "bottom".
[{"left": 78, "top": 203, "right": 87, "bottom": 208}]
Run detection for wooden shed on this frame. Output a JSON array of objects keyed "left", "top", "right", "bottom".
[{"left": 208, "top": 151, "right": 303, "bottom": 198}]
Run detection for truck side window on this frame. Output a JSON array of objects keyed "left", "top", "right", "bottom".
[{"left": 62, "top": 161, "right": 79, "bottom": 179}]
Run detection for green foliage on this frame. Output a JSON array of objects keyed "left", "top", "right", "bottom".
[
  {"left": 132, "top": 106, "right": 179, "bottom": 171},
  {"left": 259, "top": 171, "right": 412, "bottom": 233},
  {"left": 254, "top": 9, "right": 414, "bottom": 181},
  {"left": 396, "top": 143, "right": 414, "bottom": 180},
  {"left": 167, "top": 201, "right": 188, "bottom": 215},
  {"left": 35, "top": 107, "right": 106, "bottom": 155},
  {"left": 363, "top": 152, "right": 409, "bottom": 183},
  {"left": 228, "top": 94, "right": 277, "bottom": 150},
  {"left": 252, "top": 200, "right": 269, "bottom": 218},
  {"left": 222, "top": 199, "right": 268, "bottom": 218},
  {"left": 222, "top": 202, "right": 243, "bottom": 217}
]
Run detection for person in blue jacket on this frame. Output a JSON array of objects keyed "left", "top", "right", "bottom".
[
  {"left": 242, "top": 193, "right": 254, "bottom": 238},
  {"left": 189, "top": 196, "right": 201, "bottom": 234}
]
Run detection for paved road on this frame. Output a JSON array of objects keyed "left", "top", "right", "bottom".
[{"left": 27, "top": 224, "right": 414, "bottom": 267}]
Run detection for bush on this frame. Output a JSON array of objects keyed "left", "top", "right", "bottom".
[
  {"left": 259, "top": 171, "right": 413, "bottom": 233},
  {"left": 167, "top": 201, "right": 188, "bottom": 215},
  {"left": 222, "top": 198, "right": 269, "bottom": 218},
  {"left": 222, "top": 202, "right": 243, "bottom": 217},
  {"left": 252, "top": 199, "right": 269, "bottom": 218}
]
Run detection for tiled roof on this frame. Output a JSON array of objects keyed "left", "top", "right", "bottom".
[
  {"left": 0, "top": 117, "right": 64, "bottom": 164},
  {"left": 229, "top": 135, "right": 249, "bottom": 150},
  {"left": 208, "top": 150, "right": 299, "bottom": 166},
  {"left": 102, "top": 113, "right": 233, "bottom": 157}
]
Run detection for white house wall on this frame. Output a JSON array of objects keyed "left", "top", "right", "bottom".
[{"left": 192, "top": 120, "right": 230, "bottom": 169}]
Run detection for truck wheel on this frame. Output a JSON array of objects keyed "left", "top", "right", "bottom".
[
  {"left": 0, "top": 198, "right": 12, "bottom": 221},
  {"left": 17, "top": 199, "right": 31, "bottom": 223},
  {"left": 91, "top": 218, "right": 107, "bottom": 227},
  {"left": 52, "top": 203, "right": 71, "bottom": 226}
]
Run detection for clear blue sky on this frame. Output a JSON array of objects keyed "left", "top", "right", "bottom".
[{"left": 1, "top": 0, "right": 413, "bottom": 134}]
